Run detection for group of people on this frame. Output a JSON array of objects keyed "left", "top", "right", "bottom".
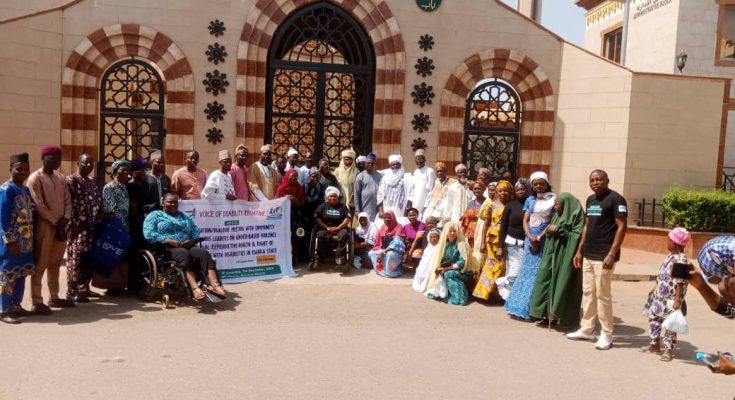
[
  {"left": 2, "top": 143, "right": 735, "bottom": 374},
  {"left": 0, "top": 146, "right": 231, "bottom": 324}
]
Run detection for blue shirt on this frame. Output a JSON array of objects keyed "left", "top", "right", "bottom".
[{"left": 143, "top": 210, "right": 201, "bottom": 244}]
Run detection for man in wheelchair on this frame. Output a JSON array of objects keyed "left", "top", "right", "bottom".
[
  {"left": 310, "top": 186, "right": 352, "bottom": 270},
  {"left": 142, "top": 192, "right": 226, "bottom": 301}
]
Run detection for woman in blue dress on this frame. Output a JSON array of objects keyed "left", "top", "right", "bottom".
[
  {"left": 143, "top": 192, "right": 226, "bottom": 301},
  {"left": 505, "top": 171, "right": 555, "bottom": 320},
  {"left": 0, "top": 153, "right": 35, "bottom": 324}
]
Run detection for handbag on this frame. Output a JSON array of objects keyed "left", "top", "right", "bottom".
[{"left": 88, "top": 217, "right": 131, "bottom": 277}]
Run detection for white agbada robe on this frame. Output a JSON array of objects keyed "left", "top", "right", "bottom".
[
  {"left": 202, "top": 170, "right": 235, "bottom": 200},
  {"left": 408, "top": 166, "right": 435, "bottom": 218},
  {"left": 448, "top": 180, "right": 472, "bottom": 222}
]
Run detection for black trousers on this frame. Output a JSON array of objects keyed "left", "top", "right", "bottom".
[
  {"left": 315, "top": 228, "right": 350, "bottom": 260},
  {"left": 168, "top": 247, "right": 216, "bottom": 285}
]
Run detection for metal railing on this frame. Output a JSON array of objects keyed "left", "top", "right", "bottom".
[
  {"left": 722, "top": 167, "right": 735, "bottom": 192},
  {"left": 634, "top": 198, "right": 667, "bottom": 227}
]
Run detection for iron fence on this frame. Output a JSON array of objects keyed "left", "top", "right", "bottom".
[
  {"left": 722, "top": 167, "right": 735, "bottom": 192},
  {"left": 634, "top": 198, "right": 667, "bottom": 227}
]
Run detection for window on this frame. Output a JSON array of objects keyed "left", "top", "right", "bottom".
[
  {"left": 716, "top": 5, "right": 735, "bottom": 65},
  {"left": 603, "top": 27, "right": 623, "bottom": 63}
]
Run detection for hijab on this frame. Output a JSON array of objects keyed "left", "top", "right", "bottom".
[
  {"left": 355, "top": 212, "right": 378, "bottom": 245},
  {"left": 276, "top": 169, "right": 304, "bottom": 203},
  {"left": 373, "top": 210, "right": 405, "bottom": 251},
  {"left": 424, "top": 221, "right": 470, "bottom": 294}
]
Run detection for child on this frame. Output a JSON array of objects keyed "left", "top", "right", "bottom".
[
  {"left": 412, "top": 228, "right": 441, "bottom": 293},
  {"left": 641, "top": 227, "right": 691, "bottom": 362}
]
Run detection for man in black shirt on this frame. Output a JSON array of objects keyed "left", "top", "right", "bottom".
[{"left": 566, "top": 170, "right": 627, "bottom": 350}]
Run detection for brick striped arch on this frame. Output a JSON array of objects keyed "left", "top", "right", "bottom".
[
  {"left": 439, "top": 49, "right": 555, "bottom": 178},
  {"left": 61, "top": 24, "right": 195, "bottom": 172},
  {"left": 236, "top": 0, "right": 405, "bottom": 166}
]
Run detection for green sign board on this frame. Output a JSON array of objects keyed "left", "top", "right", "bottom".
[{"left": 416, "top": 0, "right": 441, "bottom": 12}]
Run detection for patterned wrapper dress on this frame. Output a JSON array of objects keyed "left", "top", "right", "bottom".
[
  {"left": 473, "top": 200, "right": 506, "bottom": 300},
  {"left": 65, "top": 174, "right": 102, "bottom": 295}
]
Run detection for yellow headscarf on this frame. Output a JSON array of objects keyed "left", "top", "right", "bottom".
[
  {"left": 334, "top": 149, "right": 358, "bottom": 205},
  {"left": 423, "top": 221, "right": 471, "bottom": 295}
]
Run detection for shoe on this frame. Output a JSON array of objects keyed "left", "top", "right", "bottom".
[
  {"left": 67, "top": 294, "right": 90, "bottom": 303},
  {"left": 48, "top": 298, "right": 76, "bottom": 308},
  {"left": 84, "top": 290, "right": 102, "bottom": 298},
  {"left": 10, "top": 305, "right": 32, "bottom": 318},
  {"left": 595, "top": 333, "right": 613, "bottom": 350},
  {"left": 0, "top": 313, "right": 20, "bottom": 324},
  {"left": 32, "top": 303, "right": 53, "bottom": 315},
  {"left": 566, "top": 329, "right": 596, "bottom": 341},
  {"left": 640, "top": 345, "right": 662, "bottom": 354},
  {"left": 659, "top": 350, "right": 673, "bottom": 362}
]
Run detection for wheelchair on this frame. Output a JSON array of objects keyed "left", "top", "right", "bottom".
[
  {"left": 134, "top": 239, "right": 222, "bottom": 308},
  {"left": 306, "top": 226, "right": 354, "bottom": 274}
]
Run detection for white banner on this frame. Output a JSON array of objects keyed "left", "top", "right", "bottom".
[{"left": 178, "top": 198, "right": 295, "bottom": 283}]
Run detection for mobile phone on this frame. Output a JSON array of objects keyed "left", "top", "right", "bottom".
[{"left": 671, "top": 262, "right": 691, "bottom": 279}]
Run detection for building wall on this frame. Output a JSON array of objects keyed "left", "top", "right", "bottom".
[
  {"left": 552, "top": 42, "right": 632, "bottom": 200},
  {"left": 0, "top": 0, "right": 70, "bottom": 21},
  {"left": 624, "top": 0, "right": 680, "bottom": 73},
  {"left": 582, "top": 1, "right": 623, "bottom": 57},
  {"left": 0, "top": 11, "right": 63, "bottom": 168},
  {"left": 624, "top": 73, "right": 727, "bottom": 199}
]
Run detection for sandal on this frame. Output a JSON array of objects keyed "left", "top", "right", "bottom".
[
  {"left": 206, "top": 284, "right": 227, "bottom": 300},
  {"left": 191, "top": 287, "right": 206, "bottom": 301},
  {"left": 640, "top": 345, "right": 662, "bottom": 354},
  {"left": 659, "top": 350, "right": 673, "bottom": 362}
]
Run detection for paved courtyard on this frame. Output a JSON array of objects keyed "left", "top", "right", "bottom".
[{"left": 2, "top": 259, "right": 733, "bottom": 400}]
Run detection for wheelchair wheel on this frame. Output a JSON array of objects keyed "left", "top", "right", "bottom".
[
  {"left": 307, "top": 227, "right": 317, "bottom": 271},
  {"left": 342, "top": 235, "right": 353, "bottom": 274},
  {"left": 136, "top": 250, "right": 158, "bottom": 301}
]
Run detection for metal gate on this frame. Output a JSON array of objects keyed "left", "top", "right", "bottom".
[
  {"left": 462, "top": 78, "right": 522, "bottom": 181},
  {"left": 266, "top": 2, "right": 375, "bottom": 166},
  {"left": 99, "top": 59, "right": 165, "bottom": 183}
]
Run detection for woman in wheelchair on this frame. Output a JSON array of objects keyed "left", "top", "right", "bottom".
[
  {"left": 142, "top": 192, "right": 226, "bottom": 301},
  {"left": 312, "top": 186, "right": 352, "bottom": 267}
]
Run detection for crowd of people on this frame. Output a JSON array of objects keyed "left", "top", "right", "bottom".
[{"left": 1, "top": 143, "right": 735, "bottom": 374}]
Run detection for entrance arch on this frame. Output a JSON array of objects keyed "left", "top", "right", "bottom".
[
  {"left": 98, "top": 59, "right": 166, "bottom": 183},
  {"left": 438, "top": 49, "right": 555, "bottom": 179},
  {"left": 237, "top": 0, "right": 405, "bottom": 167},
  {"left": 266, "top": 2, "right": 375, "bottom": 165},
  {"left": 463, "top": 78, "right": 522, "bottom": 180}
]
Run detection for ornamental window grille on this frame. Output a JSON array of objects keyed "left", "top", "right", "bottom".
[
  {"left": 99, "top": 59, "right": 165, "bottom": 184},
  {"left": 462, "top": 78, "right": 522, "bottom": 180},
  {"left": 266, "top": 1, "right": 375, "bottom": 167}
]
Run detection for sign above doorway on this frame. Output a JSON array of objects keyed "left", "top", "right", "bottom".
[{"left": 416, "top": 0, "right": 441, "bottom": 12}]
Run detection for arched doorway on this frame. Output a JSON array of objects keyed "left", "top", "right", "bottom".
[
  {"left": 462, "top": 78, "right": 522, "bottom": 180},
  {"left": 265, "top": 1, "right": 375, "bottom": 166},
  {"left": 98, "top": 59, "right": 165, "bottom": 183}
]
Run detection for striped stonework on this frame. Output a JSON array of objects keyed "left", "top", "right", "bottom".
[
  {"left": 236, "top": 0, "right": 405, "bottom": 167},
  {"left": 61, "top": 24, "right": 195, "bottom": 173},
  {"left": 438, "top": 49, "right": 556, "bottom": 178}
]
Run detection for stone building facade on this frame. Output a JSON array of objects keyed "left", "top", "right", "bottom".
[
  {"left": 578, "top": 0, "right": 735, "bottom": 171},
  {"left": 0, "top": 0, "right": 728, "bottom": 203}
]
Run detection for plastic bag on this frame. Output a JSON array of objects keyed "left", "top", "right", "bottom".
[
  {"left": 662, "top": 309, "right": 688, "bottom": 334},
  {"left": 434, "top": 276, "right": 448, "bottom": 299}
]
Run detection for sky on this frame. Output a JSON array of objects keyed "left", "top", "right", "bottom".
[{"left": 500, "top": 0, "right": 586, "bottom": 46}]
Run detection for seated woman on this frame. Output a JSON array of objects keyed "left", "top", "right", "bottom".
[
  {"left": 312, "top": 186, "right": 352, "bottom": 268},
  {"left": 425, "top": 221, "right": 472, "bottom": 305},
  {"left": 406, "top": 216, "right": 438, "bottom": 264},
  {"left": 354, "top": 212, "right": 377, "bottom": 269},
  {"left": 403, "top": 208, "right": 426, "bottom": 263},
  {"left": 143, "top": 192, "right": 226, "bottom": 301},
  {"left": 369, "top": 210, "right": 406, "bottom": 277}
]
